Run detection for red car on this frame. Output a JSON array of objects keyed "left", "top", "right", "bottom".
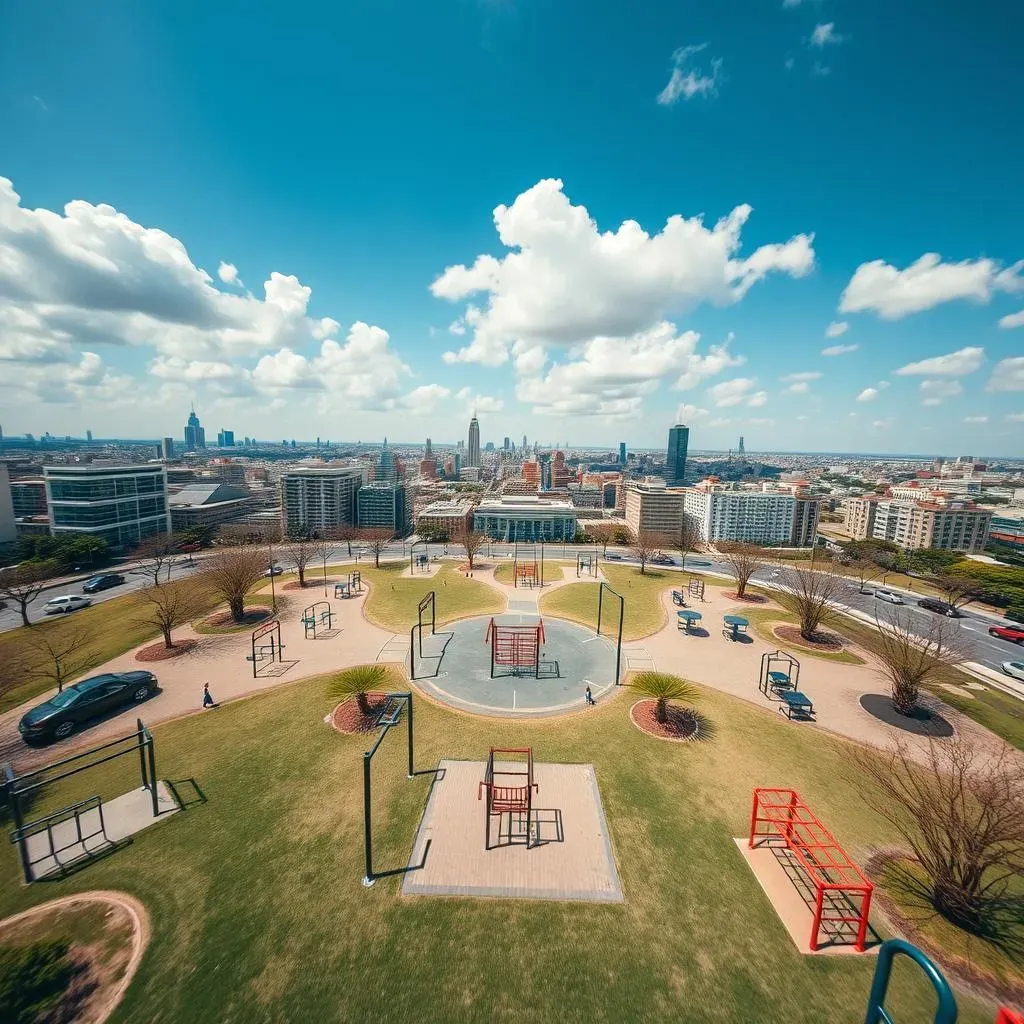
[{"left": 989, "top": 625, "right": 1024, "bottom": 645}]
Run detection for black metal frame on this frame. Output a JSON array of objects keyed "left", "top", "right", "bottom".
[
  {"left": 513, "top": 541, "right": 545, "bottom": 588},
  {"left": 4, "top": 719, "right": 160, "bottom": 884},
  {"left": 597, "top": 582, "right": 625, "bottom": 686},
  {"left": 409, "top": 591, "right": 436, "bottom": 680},
  {"left": 249, "top": 618, "right": 284, "bottom": 677},
  {"left": 409, "top": 540, "right": 430, "bottom": 574},
  {"left": 301, "top": 601, "right": 333, "bottom": 639},
  {"left": 576, "top": 548, "right": 598, "bottom": 578},
  {"left": 759, "top": 649, "right": 801, "bottom": 698},
  {"left": 362, "top": 692, "right": 415, "bottom": 886}
]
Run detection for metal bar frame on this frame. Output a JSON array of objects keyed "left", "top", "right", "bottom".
[
  {"left": 597, "top": 582, "right": 625, "bottom": 685},
  {"left": 863, "top": 939, "right": 957, "bottom": 1024}
]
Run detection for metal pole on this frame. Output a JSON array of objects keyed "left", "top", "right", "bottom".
[
  {"left": 362, "top": 751, "right": 375, "bottom": 886},
  {"left": 406, "top": 695, "right": 414, "bottom": 779},
  {"left": 409, "top": 624, "right": 417, "bottom": 680},
  {"left": 147, "top": 734, "right": 159, "bottom": 817},
  {"left": 137, "top": 719, "right": 148, "bottom": 791},
  {"left": 597, "top": 583, "right": 604, "bottom": 637},
  {"left": 616, "top": 595, "right": 624, "bottom": 685}
]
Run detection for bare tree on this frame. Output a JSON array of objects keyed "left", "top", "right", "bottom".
[
  {"left": 457, "top": 525, "right": 487, "bottom": 572},
  {"left": 933, "top": 571, "right": 981, "bottom": 615},
  {"left": 280, "top": 534, "right": 316, "bottom": 587},
  {"left": 25, "top": 625, "right": 93, "bottom": 693},
  {"left": 131, "top": 533, "right": 185, "bottom": 587},
  {"left": 586, "top": 523, "right": 616, "bottom": 557},
  {"left": 0, "top": 563, "right": 56, "bottom": 627},
  {"left": 847, "top": 558, "right": 883, "bottom": 594},
  {"left": 358, "top": 528, "right": 393, "bottom": 568},
  {"left": 628, "top": 529, "right": 664, "bottom": 576},
  {"left": 198, "top": 547, "right": 267, "bottom": 623},
  {"left": 717, "top": 542, "right": 768, "bottom": 598},
  {"left": 138, "top": 580, "right": 205, "bottom": 649},
  {"left": 851, "top": 737, "right": 1024, "bottom": 935},
  {"left": 873, "top": 610, "right": 971, "bottom": 715},
  {"left": 774, "top": 562, "right": 845, "bottom": 641},
  {"left": 677, "top": 517, "right": 704, "bottom": 567},
  {"left": 335, "top": 524, "right": 359, "bottom": 557}
]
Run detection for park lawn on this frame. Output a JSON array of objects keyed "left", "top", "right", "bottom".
[
  {"left": 739, "top": 607, "right": 868, "bottom": 666},
  {"left": 0, "top": 672, "right": 1005, "bottom": 1023},
  {"left": 492, "top": 559, "right": 575, "bottom": 586}
]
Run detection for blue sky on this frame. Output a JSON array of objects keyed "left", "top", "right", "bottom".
[{"left": 1, "top": 0, "right": 1022, "bottom": 455}]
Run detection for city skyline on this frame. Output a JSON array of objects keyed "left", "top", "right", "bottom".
[{"left": 1, "top": 2, "right": 1022, "bottom": 455}]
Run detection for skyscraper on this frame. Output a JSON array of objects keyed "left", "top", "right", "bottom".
[
  {"left": 86, "top": 429, "right": 93, "bottom": 442},
  {"left": 160, "top": 437, "right": 175, "bottom": 460},
  {"left": 217, "top": 429, "right": 235, "bottom": 447},
  {"left": 503, "top": 436, "right": 510, "bottom": 451},
  {"left": 377, "top": 437, "right": 397, "bottom": 483},
  {"left": 618, "top": 441, "right": 626, "bottom": 465},
  {"left": 425, "top": 437, "right": 432, "bottom": 459},
  {"left": 184, "top": 406, "right": 206, "bottom": 450},
  {"left": 467, "top": 415, "right": 481, "bottom": 468},
  {"left": 738, "top": 436, "right": 745, "bottom": 457},
  {"left": 666, "top": 424, "right": 689, "bottom": 486}
]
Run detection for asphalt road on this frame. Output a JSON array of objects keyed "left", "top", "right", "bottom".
[{"left": 3, "top": 541, "right": 1020, "bottom": 676}]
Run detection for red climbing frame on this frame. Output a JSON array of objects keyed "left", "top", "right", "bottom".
[
  {"left": 749, "top": 788, "right": 874, "bottom": 952},
  {"left": 485, "top": 617, "right": 545, "bottom": 678},
  {"left": 996, "top": 1011, "right": 1024, "bottom": 1024},
  {"left": 478, "top": 747, "right": 538, "bottom": 850}
]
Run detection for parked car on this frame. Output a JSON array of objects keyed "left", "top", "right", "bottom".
[
  {"left": 650, "top": 553, "right": 674, "bottom": 565},
  {"left": 874, "top": 589, "right": 904, "bottom": 605},
  {"left": 82, "top": 573, "right": 126, "bottom": 594},
  {"left": 688, "top": 559, "right": 712, "bottom": 567},
  {"left": 917, "top": 597, "right": 963, "bottom": 618},
  {"left": 606, "top": 553, "right": 622, "bottom": 560},
  {"left": 1002, "top": 661, "right": 1024, "bottom": 682},
  {"left": 264, "top": 564, "right": 284, "bottom": 577},
  {"left": 989, "top": 625, "right": 1024, "bottom": 645},
  {"left": 18, "top": 671, "right": 157, "bottom": 743},
  {"left": 42, "top": 594, "right": 93, "bottom": 615}
]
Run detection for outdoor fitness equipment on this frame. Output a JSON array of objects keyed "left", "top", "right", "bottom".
[
  {"left": 596, "top": 581, "right": 625, "bottom": 686},
  {"left": 576, "top": 549, "right": 598, "bottom": 578},
  {"left": 485, "top": 617, "right": 545, "bottom": 678},
  {"left": 248, "top": 618, "right": 284, "bottom": 677},
  {"left": 409, "top": 590, "right": 436, "bottom": 680},
  {"left": 360, "top": 692, "right": 416, "bottom": 887},
  {"left": 301, "top": 601, "right": 334, "bottom": 639},
  {"left": 759, "top": 650, "right": 801, "bottom": 697},
  {"left": 513, "top": 541, "right": 544, "bottom": 588},
  {"left": 409, "top": 540, "right": 430, "bottom": 574},
  {"left": 334, "top": 570, "right": 362, "bottom": 599},
  {"left": 478, "top": 747, "right": 538, "bottom": 850},
  {"left": 4, "top": 719, "right": 162, "bottom": 883},
  {"left": 687, "top": 577, "right": 705, "bottom": 601},
  {"left": 749, "top": 787, "right": 873, "bottom": 952}
]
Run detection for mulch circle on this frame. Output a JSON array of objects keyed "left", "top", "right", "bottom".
[
  {"left": 859, "top": 693, "right": 955, "bottom": 737},
  {"left": 329, "top": 693, "right": 392, "bottom": 734},
  {"left": 726, "top": 592, "right": 768, "bottom": 603},
  {"left": 774, "top": 624, "right": 846, "bottom": 652},
  {"left": 200, "top": 608, "right": 273, "bottom": 629},
  {"left": 135, "top": 639, "right": 199, "bottom": 662},
  {"left": 282, "top": 579, "right": 336, "bottom": 592},
  {"left": 629, "top": 699, "right": 700, "bottom": 742}
]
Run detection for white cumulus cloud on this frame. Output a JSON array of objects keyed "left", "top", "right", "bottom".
[
  {"left": 1007, "top": 412, "right": 1024, "bottom": 423},
  {"left": 824, "top": 321, "right": 849, "bottom": 338},
  {"left": 821, "top": 343, "right": 858, "bottom": 356},
  {"left": 840, "top": 254, "right": 1023, "bottom": 319},
  {"left": 895, "top": 347, "right": 985, "bottom": 377},
  {"left": 810, "top": 23, "right": 843, "bottom": 47},
  {"left": 434, "top": 179, "right": 814, "bottom": 367},
  {"left": 455, "top": 387, "right": 504, "bottom": 414},
  {"left": 657, "top": 44, "right": 723, "bottom": 105},
  {"left": 217, "top": 261, "right": 242, "bottom": 287},
  {"left": 963, "top": 416, "right": 988, "bottom": 424},
  {"left": 919, "top": 379, "right": 963, "bottom": 406},
  {"left": 856, "top": 387, "right": 878, "bottom": 402},
  {"left": 987, "top": 357, "right": 1024, "bottom": 392},
  {"left": 999, "top": 309, "right": 1024, "bottom": 329},
  {"left": 707, "top": 377, "right": 762, "bottom": 408}
]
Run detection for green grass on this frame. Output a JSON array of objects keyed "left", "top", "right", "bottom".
[
  {"left": 492, "top": 559, "right": 573, "bottom": 585},
  {"left": 740, "top": 607, "right": 868, "bottom": 665},
  {"left": 0, "top": 672, "right": 1003, "bottom": 1023}
]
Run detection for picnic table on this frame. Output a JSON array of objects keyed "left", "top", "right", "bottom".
[
  {"left": 777, "top": 690, "right": 815, "bottom": 720},
  {"left": 676, "top": 609, "right": 702, "bottom": 634},
  {"left": 723, "top": 614, "right": 749, "bottom": 641}
]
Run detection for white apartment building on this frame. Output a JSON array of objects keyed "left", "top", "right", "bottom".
[
  {"left": 473, "top": 495, "right": 577, "bottom": 542},
  {"left": 43, "top": 463, "right": 171, "bottom": 549},
  {"left": 683, "top": 487, "right": 795, "bottom": 546},
  {"left": 624, "top": 480, "right": 685, "bottom": 537},
  {"left": 872, "top": 499, "right": 991, "bottom": 552},
  {"left": 280, "top": 466, "right": 366, "bottom": 535},
  {"left": 0, "top": 464, "right": 16, "bottom": 544}
]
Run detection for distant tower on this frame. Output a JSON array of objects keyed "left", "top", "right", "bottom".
[
  {"left": 184, "top": 405, "right": 206, "bottom": 450},
  {"left": 666, "top": 424, "right": 689, "bottom": 486},
  {"left": 86, "top": 429, "right": 93, "bottom": 442},
  {"left": 522, "top": 433, "right": 528, "bottom": 451},
  {"left": 425, "top": 437, "right": 432, "bottom": 459},
  {"left": 468, "top": 415, "right": 481, "bottom": 468},
  {"left": 738, "top": 436, "right": 745, "bottom": 457},
  {"left": 618, "top": 441, "right": 626, "bottom": 465},
  {"left": 377, "top": 437, "right": 397, "bottom": 483}
]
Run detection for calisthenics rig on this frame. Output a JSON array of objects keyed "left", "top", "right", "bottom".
[
  {"left": 478, "top": 746, "right": 538, "bottom": 850},
  {"left": 485, "top": 617, "right": 545, "bottom": 678}
]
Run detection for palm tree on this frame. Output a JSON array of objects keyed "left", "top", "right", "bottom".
[
  {"left": 327, "top": 664, "right": 388, "bottom": 717},
  {"left": 628, "top": 671, "right": 699, "bottom": 725}
]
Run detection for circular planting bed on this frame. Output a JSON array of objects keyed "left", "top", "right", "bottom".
[
  {"left": 0, "top": 892, "right": 149, "bottom": 1024},
  {"left": 197, "top": 607, "right": 273, "bottom": 630},
  {"left": 329, "top": 693, "right": 393, "bottom": 734},
  {"left": 630, "top": 699, "right": 700, "bottom": 742},
  {"left": 282, "top": 579, "right": 337, "bottom": 592},
  {"left": 725, "top": 592, "right": 768, "bottom": 603},
  {"left": 135, "top": 638, "right": 199, "bottom": 662},
  {"left": 859, "top": 693, "right": 955, "bottom": 737},
  {"left": 773, "top": 624, "right": 846, "bottom": 652}
]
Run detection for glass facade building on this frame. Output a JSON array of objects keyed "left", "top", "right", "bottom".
[
  {"left": 666, "top": 425, "right": 689, "bottom": 486},
  {"left": 473, "top": 496, "right": 577, "bottom": 542}
]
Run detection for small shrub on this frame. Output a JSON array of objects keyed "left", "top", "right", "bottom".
[
  {"left": 0, "top": 939, "right": 73, "bottom": 1024},
  {"left": 328, "top": 664, "right": 388, "bottom": 716}
]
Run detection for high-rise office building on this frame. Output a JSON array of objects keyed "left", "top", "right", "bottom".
[
  {"left": 666, "top": 425, "right": 689, "bottom": 485},
  {"left": 425, "top": 437, "right": 432, "bottom": 459},
  {"left": 0, "top": 465, "right": 16, "bottom": 544},
  {"left": 184, "top": 407, "right": 206, "bottom": 450},
  {"left": 280, "top": 467, "right": 365, "bottom": 535},
  {"left": 44, "top": 464, "right": 171, "bottom": 548},
  {"left": 522, "top": 434, "right": 528, "bottom": 451},
  {"left": 618, "top": 442, "right": 626, "bottom": 465},
  {"left": 377, "top": 438, "right": 398, "bottom": 483},
  {"left": 357, "top": 481, "right": 410, "bottom": 535},
  {"left": 160, "top": 437, "right": 175, "bottom": 460},
  {"left": 503, "top": 436, "right": 511, "bottom": 451},
  {"left": 737, "top": 436, "right": 745, "bottom": 457},
  {"left": 467, "top": 415, "right": 481, "bottom": 468},
  {"left": 217, "top": 429, "right": 235, "bottom": 447},
  {"left": 86, "top": 429, "right": 93, "bottom": 442}
]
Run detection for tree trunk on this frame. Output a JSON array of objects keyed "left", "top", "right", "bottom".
[
  {"left": 891, "top": 676, "right": 919, "bottom": 715},
  {"left": 229, "top": 596, "right": 245, "bottom": 623},
  {"left": 656, "top": 697, "right": 667, "bottom": 724},
  {"left": 162, "top": 626, "right": 173, "bottom": 649},
  {"left": 19, "top": 601, "right": 31, "bottom": 627},
  {"left": 736, "top": 578, "right": 747, "bottom": 598},
  {"left": 356, "top": 691, "right": 372, "bottom": 716},
  {"left": 468, "top": 552, "right": 475, "bottom": 571},
  {"left": 932, "top": 875, "right": 983, "bottom": 933},
  {"left": 297, "top": 566, "right": 305, "bottom": 586},
  {"left": 374, "top": 550, "right": 381, "bottom": 568}
]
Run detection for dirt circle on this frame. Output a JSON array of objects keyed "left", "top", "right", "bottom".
[
  {"left": 329, "top": 693, "right": 392, "bottom": 734},
  {"left": 0, "top": 891, "right": 149, "bottom": 1024},
  {"left": 629, "top": 699, "right": 700, "bottom": 742},
  {"left": 725, "top": 592, "right": 768, "bottom": 603},
  {"left": 135, "top": 638, "right": 199, "bottom": 662},
  {"left": 773, "top": 624, "right": 846, "bottom": 652},
  {"left": 198, "top": 607, "right": 273, "bottom": 630},
  {"left": 282, "top": 579, "right": 337, "bottom": 592}
]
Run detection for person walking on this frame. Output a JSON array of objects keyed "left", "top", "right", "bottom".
[
  {"left": 203, "top": 683, "right": 217, "bottom": 709},
  {"left": 585, "top": 685, "right": 596, "bottom": 706}
]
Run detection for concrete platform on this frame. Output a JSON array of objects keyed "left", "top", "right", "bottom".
[
  {"left": 22, "top": 782, "right": 179, "bottom": 881},
  {"left": 411, "top": 614, "right": 618, "bottom": 716},
  {"left": 402, "top": 760, "right": 622, "bottom": 902},
  {"left": 733, "top": 838, "right": 877, "bottom": 956}
]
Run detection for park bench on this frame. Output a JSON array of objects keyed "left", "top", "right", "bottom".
[{"left": 778, "top": 690, "right": 814, "bottom": 720}]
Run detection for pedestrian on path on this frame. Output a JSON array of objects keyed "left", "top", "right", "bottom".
[
  {"left": 585, "top": 685, "right": 596, "bottom": 706},
  {"left": 203, "top": 683, "right": 217, "bottom": 709}
]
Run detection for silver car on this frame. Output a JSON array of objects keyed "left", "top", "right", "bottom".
[
  {"left": 1002, "top": 661, "right": 1024, "bottom": 682},
  {"left": 43, "top": 594, "right": 93, "bottom": 615},
  {"left": 874, "top": 589, "right": 904, "bottom": 605}
]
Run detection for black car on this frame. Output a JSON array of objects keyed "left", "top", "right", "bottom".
[
  {"left": 82, "top": 573, "right": 126, "bottom": 594},
  {"left": 917, "top": 597, "right": 963, "bottom": 618},
  {"left": 18, "top": 671, "right": 157, "bottom": 743}
]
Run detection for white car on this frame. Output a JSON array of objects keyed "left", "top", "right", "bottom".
[
  {"left": 1002, "top": 661, "right": 1024, "bottom": 682},
  {"left": 43, "top": 594, "right": 93, "bottom": 615},
  {"left": 264, "top": 564, "right": 284, "bottom": 577},
  {"left": 874, "top": 589, "right": 904, "bottom": 605}
]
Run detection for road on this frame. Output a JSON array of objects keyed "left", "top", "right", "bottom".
[{"left": 3, "top": 541, "right": 1020, "bottom": 676}]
